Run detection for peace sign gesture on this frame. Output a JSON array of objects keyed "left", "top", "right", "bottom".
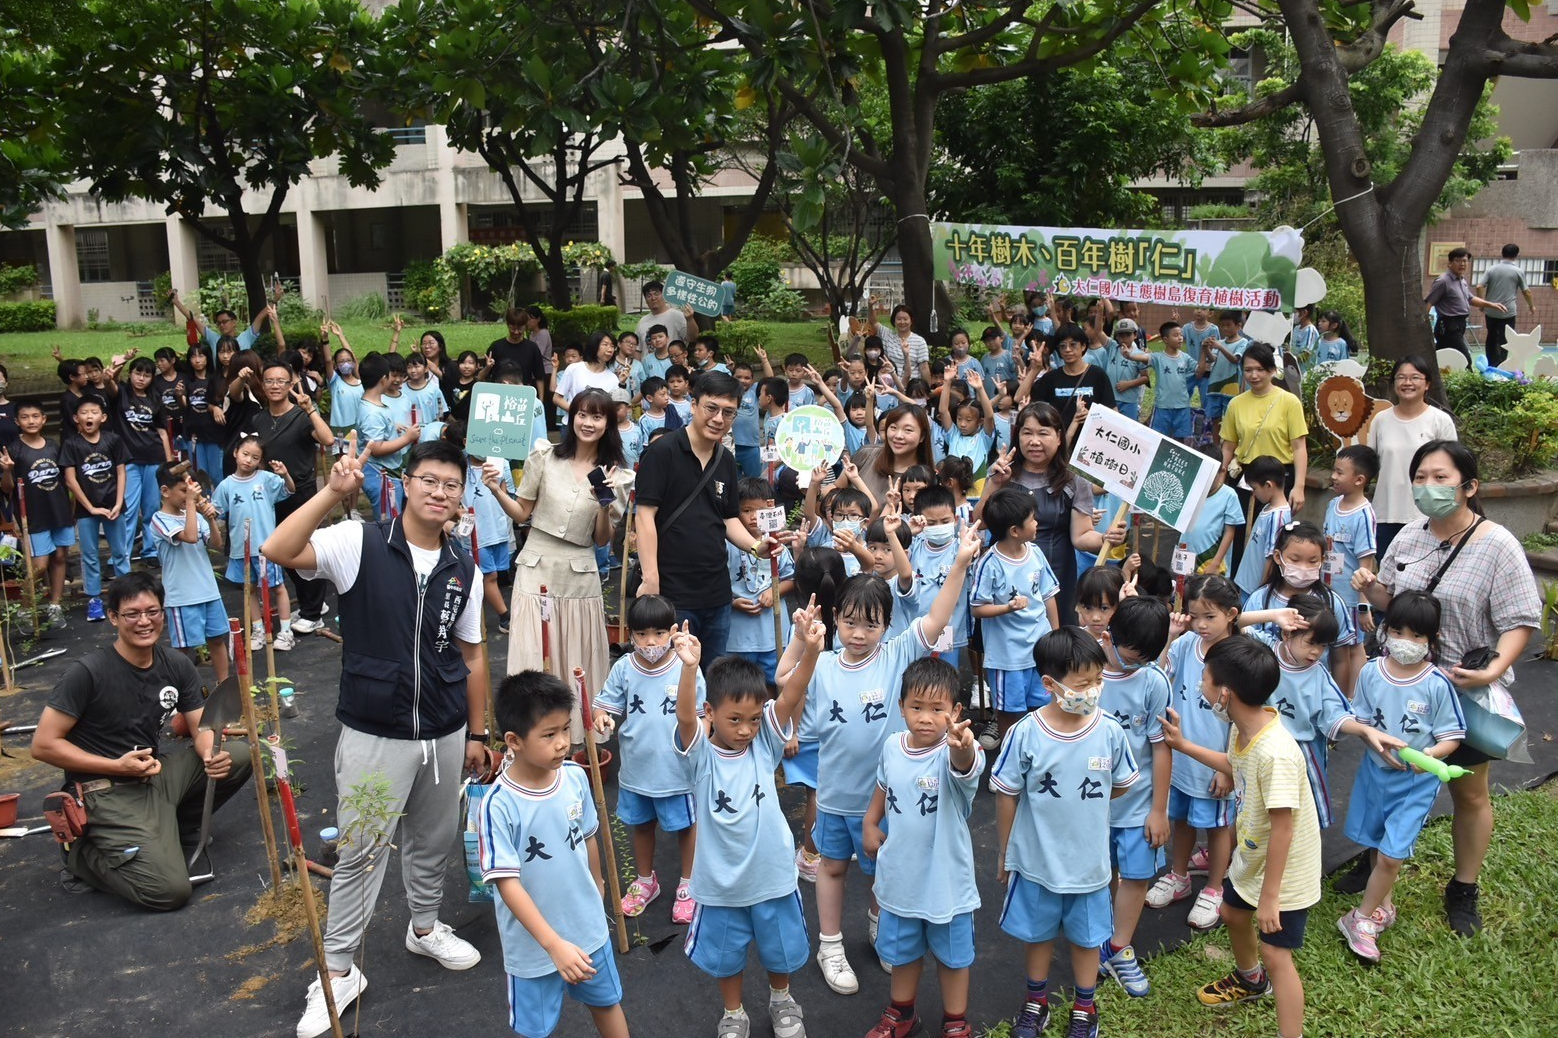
[
  {"left": 986, "top": 446, "right": 1017, "bottom": 489},
  {"left": 328, "top": 432, "right": 366, "bottom": 498}
]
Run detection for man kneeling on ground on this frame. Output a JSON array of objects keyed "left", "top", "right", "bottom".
[{"left": 31, "top": 571, "right": 252, "bottom": 910}]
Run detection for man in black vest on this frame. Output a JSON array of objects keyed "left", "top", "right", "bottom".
[{"left": 265, "top": 438, "right": 490, "bottom": 1038}]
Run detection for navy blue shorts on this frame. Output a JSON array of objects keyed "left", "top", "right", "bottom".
[{"left": 1222, "top": 878, "right": 1309, "bottom": 950}]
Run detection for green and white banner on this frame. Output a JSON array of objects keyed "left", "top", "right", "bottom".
[{"left": 932, "top": 222, "right": 1305, "bottom": 311}]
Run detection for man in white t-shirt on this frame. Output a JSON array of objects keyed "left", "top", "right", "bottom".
[
  {"left": 634, "top": 279, "right": 690, "bottom": 345},
  {"left": 265, "top": 437, "right": 490, "bottom": 1038}
]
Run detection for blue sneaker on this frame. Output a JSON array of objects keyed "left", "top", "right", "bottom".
[
  {"left": 1102, "top": 944, "right": 1150, "bottom": 997},
  {"left": 86, "top": 597, "right": 106, "bottom": 622},
  {"left": 1013, "top": 1001, "right": 1050, "bottom": 1038},
  {"left": 1064, "top": 1010, "right": 1099, "bottom": 1038}
]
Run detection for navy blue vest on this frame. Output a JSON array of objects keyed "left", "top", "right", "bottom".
[{"left": 336, "top": 519, "right": 476, "bottom": 740}]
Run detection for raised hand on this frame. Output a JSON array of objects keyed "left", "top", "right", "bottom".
[
  {"left": 966, "top": 370, "right": 985, "bottom": 394},
  {"left": 948, "top": 716, "right": 976, "bottom": 752},
  {"left": 672, "top": 620, "right": 702, "bottom": 668},
  {"left": 328, "top": 433, "right": 366, "bottom": 498},
  {"left": 986, "top": 446, "right": 1016, "bottom": 488},
  {"left": 1168, "top": 612, "right": 1191, "bottom": 640},
  {"left": 269, "top": 460, "right": 289, "bottom": 478},
  {"left": 955, "top": 520, "right": 983, "bottom": 564}
]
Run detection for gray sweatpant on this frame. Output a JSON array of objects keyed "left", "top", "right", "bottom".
[{"left": 323, "top": 726, "right": 466, "bottom": 971}]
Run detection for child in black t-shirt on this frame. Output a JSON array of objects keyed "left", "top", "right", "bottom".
[
  {"left": 115, "top": 357, "right": 174, "bottom": 556},
  {"left": 61, "top": 398, "right": 131, "bottom": 622},
  {"left": 0, "top": 402, "right": 76, "bottom": 627}
]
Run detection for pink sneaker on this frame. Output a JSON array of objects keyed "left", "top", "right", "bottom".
[
  {"left": 1187, "top": 885, "right": 1225, "bottom": 930},
  {"left": 1188, "top": 846, "right": 1210, "bottom": 876},
  {"left": 795, "top": 845, "right": 820, "bottom": 883},
  {"left": 1370, "top": 903, "right": 1398, "bottom": 931},
  {"left": 620, "top": 872, "right": 660, "bottom": 918},
  {"left": 672, "top": 880, "right": 695, "bottom": 925},
  {"left": 1338, "top": 908, "right": 1381, "bottom": 962},
  {"left": 1145, "top": 871, "right": 1193, "bottom": 909}
]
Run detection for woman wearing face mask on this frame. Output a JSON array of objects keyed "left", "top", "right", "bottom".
[
  {"left": 1366, "top": 355, "right": 1457, "bottom": 557},
  {"left": 1350, "top": 440, "right": 1541, "bottom": 936},
  {"left": 482, "top": 388, "right": 633, "bottom": 740},
  {"left": 978, "top": 402, "right": 1126, "bottom": 626}
]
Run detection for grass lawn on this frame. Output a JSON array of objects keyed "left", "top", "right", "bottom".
[
  {"left": 981, "top": 784, "right": 1558, "bottom": 1038},
  {"left": 0, "top": 316, "right": 841, "bottom": 391}
]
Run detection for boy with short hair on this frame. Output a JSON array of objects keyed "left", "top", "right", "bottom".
[
  {"left": 1232, "top": 456, "right": 1291, "bottom": 598},
  {"left": 1098, "top": 597, "right": 1173, "bottom": 998},
  {"left": 1160, "top": 635, "right": 1321, "bottom": 1038},
  {"left": 468, "top": 441, "right": 519, "bottom": 635},
  {"left": 782, "top": 353, "right": 815, "bottom": 410},
  {"left": 1, "top": 402, "right": 77, "bottom": 626},
  {"left": 1323, "top": 444, "right": 1378, "bottom": 695},
  {"left": 478, "top": 670, "right": 629, "bottom": 1038},
  {"left": 757, "top": 378, "right": 789, "bottom": 457},
  {"left": 860, "top": 658, "right": 984, "bottom": 1038},
  {"left": 1103, "top": 319, "right": 1152, "bottom": 423},
  {"left": 403, "top": 351, "right": 447, "bottom": 428},
  {"left": 1149, "top": 322, "right": 1199, "bottom": 444},
  {"left": 1203, "top": 311, "right": 1251, "bottom": 438},
  {"left": 148, "top": 461, "right": 230, "bottom": 683},
  {"left": 665, "top": 365, "right": 694, "bottom": 424},
  {"left": 972, "top": 488, "right": 1060, "bottom": 744},
  {"left": 1184, "top": 307, "right": 1217, "bottom": 413},
  {"left": 907, "top": 485, "right": 973, "bottom": 666},
  {"left": 802, "top": 483, "right": 870, "bottom": 578},
  {"left": 60, "top": 397, "right": 130, "bottom": 622},
  {"left": 991, "top": 627, "right": 1139, "bottom": 1038},
  {"left": 637, "top": 376, "right": 674, "bottom": 440},
  {"left": 678, "top": 605, "right": 826, "bottom": 1038},
  {"left": 592, "top": 594, "right": 706, "bottom": 926},
  {"left": 641, "top": 325, "right": 672, "bottom": 381},
  {"left": 980, "top": 325, "right": 1016, "bottom": 391},
  {"left": 57, "top": 357, "right": 108, "bottom": 436},
  {"left": 383, "top": 352, "right": 412, "bottom": 428},
  {"left": 357, "top": 353, "right": 421, "bottom": 520},
  {"left": 729, "top": 478, "right": 796, "bottom": 684}
]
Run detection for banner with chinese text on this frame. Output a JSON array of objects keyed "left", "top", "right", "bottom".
[
  {"left": 932, "top": 222, "right": 1304, "bottom": 311},
  {"left": 1069, "top": 405, "right": 1218, "bottom": 532}
]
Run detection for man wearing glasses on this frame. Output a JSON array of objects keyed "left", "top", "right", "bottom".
[
  {"left": 636, "top": 371, "right": 779, "bottom": 668},
  {"left": 30, "top": 571, "right": 253, "bottom": 910},
  {"left": 168, "top": 289, "right": 269, "bottom": 350},
  {"left": 634, "top": 279, "right": 690, "bottom": 347},
  {"left": 265, "top": 438, "right": 491, "bottom": 1035},
  {"left": 244, "top": 360, "right": 335, "bottom": 634}
]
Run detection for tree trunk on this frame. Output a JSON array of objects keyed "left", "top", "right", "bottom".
[
  {"left": 538, "top": 242, "right": 572, "bottom": 309},
  {"left": 1353, "top": 233, "right": 1436, "bottom": 363}
]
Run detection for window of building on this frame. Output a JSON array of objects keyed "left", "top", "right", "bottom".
[
  {"left": 75, "top": 229, "right": 111, "bottom": 283},
  {"left": 1469, "top": 255, "right": 1554, "bottom": 286},
  {"left": 197, "top": 234, "right": 242, "bottom": 273}
]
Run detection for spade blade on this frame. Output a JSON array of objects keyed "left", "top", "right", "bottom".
[{"left": 199, "top": 676, "right": 245, "bottom": 734}]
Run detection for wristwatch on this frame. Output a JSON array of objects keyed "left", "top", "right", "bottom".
[{"left": 468, "top": 732, "right": 489, "bottom": 743}]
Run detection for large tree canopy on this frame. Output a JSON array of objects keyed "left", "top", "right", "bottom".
[{"left": 46, "top": 0, "right": 394, "bottom": 316}]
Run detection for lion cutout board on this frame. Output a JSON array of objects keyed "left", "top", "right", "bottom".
[{"left": 1314, "top": 373, "right": 1390, "bottom": 449}]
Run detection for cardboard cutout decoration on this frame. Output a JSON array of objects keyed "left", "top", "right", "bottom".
[
  {"left": 1315, "top": 373, "right": 1389, "bottom": 449},
  {"left": 1437, "top": 348, "right": 1469, "bottom": 373},
  {"left": 1497, "top": 325, "right": 1558, "bottom": 379}
]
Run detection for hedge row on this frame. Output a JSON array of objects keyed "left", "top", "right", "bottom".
[{"left": 0, "top": 300, "right": 56, "bottom": 332}]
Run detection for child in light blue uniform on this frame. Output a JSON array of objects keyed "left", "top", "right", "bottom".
[
  {"left": 614, "top": 392, "right": 645, "bottom": 469},
  {"left": 733, "top": 365, "right": 762, "bottom": 478},
  {"left": 785, "top": 547, "right": 849, "bottom": 884},
  {"left": 465, "top": 447, "right": 518, "bottom": 635},
  {"left": 842, "top": 392, "right": 872, "bottom": 455},
  {"left": 478, "top": 671, "right": 627, "bottom": 1038},
  {"left": 677, "top": 612, "right": 824, "bottom": 1038},
  {"left": 1182, "top": 482, "right": 1244, "bottom": 575},
  {"left": 778, "top": 524, "right": 979, "bottom": 995},
  {"left": 937, "top": 370, "right": 996, "bottom": 471},
  {"left": 1149, "top": 575, "right": 1238, "bottom": 931},
  {"left": 1098, "top": 598, "right": 1173, "bottom": 998},
  {"left": 595, "top": 594, "right": 706, "bottom": 926},
  {"left": 1148, "top": 322, "right": 1199, "bottom": 442},
  {"left": 149, "top": 462, "right": 230, "bottom": 683},
  {"left": 864, "top": 516, "right": 917, "bottom": 644},
  {"left": 972, "top": 488, "right": 1060, "bottom": 733},
  {"left": 1103, "top": 320, "right": 1152, "bottom": 422},
  {"left": 402, "top": 354, "right": 447, "bottom": 425},
  {"left": 991, "top": 628, "right": 1138, "bottom": 1038},
  {"left": 1232, "top": 456, "right": 1292, "bottom": 598},
  {"left": 213, "top": 435, "right": 294, "bottom": 651},
  {"left": 1250, "top": 593, "right": 1372, "bottom": 830},
  {"left": 1323, "top": 445, "right": 1379, "bottom": 696},
  {"left": 862, "top": 658, "right": 985, "bottom": 1037},
  {"left": 728, "top": 478, "right": 796, "bottom": 684},
  {"left": 1339, "top": 592, "right": 1465, "bottom": 964},
  {"left": 906, "top": 485, "right": 972, "bottom": 667},
  {"left": 1242, "top": 521, "right": 1359, "bottom": 666}
]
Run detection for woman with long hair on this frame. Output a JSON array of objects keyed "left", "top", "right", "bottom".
[
  {"left": 181, "top": 342, "right": 224, "bottom": 479},
  {"left": 850, "top": 403, "right": 935, "bottom": 507},
  {"left": 484, "top": 388, "right": 632, "bottom": 739},
  {"left": 418, "top": 328, "right": 452, "bottom": 381}
]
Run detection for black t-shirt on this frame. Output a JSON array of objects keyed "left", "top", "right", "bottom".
[
  {"left": 1033, "top": 365, "right": 1117, "bottom": 428},
  {"left": 635, "top": 428, "right": 740, "bottom": 609},
  {"left": 0, "top": 400, "right": 18, "bottom": 453},
  {"left": 10, "top": 436, "right": 74, "bottom": 531},
  {"left": 487, "top": 338, "right": 545, "bottom": 389},
  {"left": 155, "top": 372, "right": 187, "bottom": 425},
  {"left": 115, "top": 390, "right": 168, "bottom": 464},
  {"left": 46, "top": 644, "right": 204, "bottom": 783},
  {"left": 244, "top": 404, "right": 317, "bottom": 493},
  {"left": 182, "top": 374, "right": 220, "bottom": 441},
  {"left": 60, "top": 431, "right": 129, "bottom": 517}
]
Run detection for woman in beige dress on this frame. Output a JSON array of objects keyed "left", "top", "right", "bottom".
[{"left": 484, "top": 387, "right": 630, "bottom": 739}]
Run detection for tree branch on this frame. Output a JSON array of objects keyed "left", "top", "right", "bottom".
[
  {"left": 932, "top": 0, "right": 1163, "bottom": 90},
  {"left": 1192, "top": 81, "right": 1305, "bottom": 127},
  {"left": 1480, "top": 31, "right": 1558, "bottom": 77}
]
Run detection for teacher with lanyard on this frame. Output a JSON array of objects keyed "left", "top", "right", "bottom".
[
  {"left": 1350, "top": 439, "right": 1541, "bottom": 937},
  {"left": 1214, "top": 343, "right": 1308, "bottom": 569},
  {"left": 635, "top": 371, "right": 781, "bottom": 669}
]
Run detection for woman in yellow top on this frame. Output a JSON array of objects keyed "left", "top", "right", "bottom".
[{"left": 1217, "top": 344, "right": 1309, "bottom": 513}]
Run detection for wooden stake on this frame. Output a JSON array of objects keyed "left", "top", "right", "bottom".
[
  {"left": 1094, "top": 501, "right": 1130, "bottom": 567},
  {"left": 467, "top": 508, "right": 496, "bottom": 740},
  {"left": 250, "top": 521, "right": 282, "bottom": 727},
  {"left": 618, "top": 499, "right": 633, "bottom": 644},
  {"left": 232, "top": 614, "right": 284, "bottom": 891},
  {"left": 269, "top": 738, "right": 343, "bottom": 1038},
  {"left": 575, "top": 667, "right": 630, "bottom": 953},
  {"left": 15, "top": 486, "right": 40, "bottom": 634}
]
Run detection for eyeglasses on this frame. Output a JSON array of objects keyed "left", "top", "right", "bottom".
[
  {"left": 262, "top": 378, "right": 292, "bottom": 387},
  {"left": 115, "top": 607, "right": 164, "bottom": 623},
  {"left": 408, "top": 474, "right": 464, "bottom": 496},
  {"left": 1395, "top": 375, "right": 1427, "bottom": 384},
  {"left": 699, "top": 402, "right": 738, "bottom": 420}
]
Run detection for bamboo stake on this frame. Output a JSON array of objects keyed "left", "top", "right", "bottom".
[
  {"left": 232, "top": 611, "right": 283, "bottom": 891},
  {"left": 575, "top": 667, "right": 630, "bottom": 953},
  {"left": 15, "top": 483, "right": 40, "bottom": 634},
  {"left": 1093, "top": 501, "right": 1130, "bottom": 567},
  {"left": 250, "top": 522, "right": 282, "bottom": 727}
]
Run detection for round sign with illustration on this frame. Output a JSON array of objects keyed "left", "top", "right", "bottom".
[{"left": 775, "top": 405, "right": 845, "bottom": 472}]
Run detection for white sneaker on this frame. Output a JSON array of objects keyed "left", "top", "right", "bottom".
[
  {"left": 291, "top": 617, "right": 322, "bottom": 635},
  {"left": 405, "top": 919, "right": 481, "bottom": 970},
  {"left": 866, "top": 910, "right": 892, "bottom": 974},
  {"left": 816, "top": 942, "right": 858, "bottom": 994},
  {"left": 45, "top": 603, "right": 65, "bottom": 628},
  {"left": 1188, "top": 885, "right": 1225, "bottom": 930},
  {"left": 1145, "top": 870, "right": 1192, "bottom": 909},
  {"left": 250, "top": 626, "right": 265, "bottom": 651},
  {"left": 296, "top": 966, "right": 366, "bottom": 1038},
  {"left": 275, "top": 628, "right": 296, "bottom": 651}
]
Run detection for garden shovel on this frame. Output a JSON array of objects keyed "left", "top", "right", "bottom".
[{"left": 187, "top": 677, "right": 244, "bottom": 870}]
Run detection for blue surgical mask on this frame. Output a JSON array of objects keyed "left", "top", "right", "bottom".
[
  {"left": 923, "top": 522, "right": 956, "bottom": 546},
  {"left": 1112, "top": 647, "right": 1147, "bottom": 673},
  {"left": 834, "top": 518, "right": 863, "bottom": 537}
]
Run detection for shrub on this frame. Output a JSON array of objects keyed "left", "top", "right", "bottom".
[
  {"left": 402, "top": 259, "right": 457, "bottom": 320},
  {"left": 0, "top": 300, "right": 56, "bottom": 331},
  {"left": 337, "top": 293, "right": 389, "bottom": 322},
  {"left": 715, "top": 320, "right": 773, "bottom": 360},
  {"left": 0, "top": 263, "right": 39, "bottom": 296},
  {"left": 727, "top": 237, "right": 790, "bottom": 317},
  {"left": 198, "top": 272, "right": 251, "bottom": 321},
  {"left": 539, "top": 304, "right": 620, "bottom": 348},
  {"left": 745, "top": 283, "right": 808, "bottom": 322},
  {"left": 1186, "top": 203, "right": 1253, "bottom": 221}
]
